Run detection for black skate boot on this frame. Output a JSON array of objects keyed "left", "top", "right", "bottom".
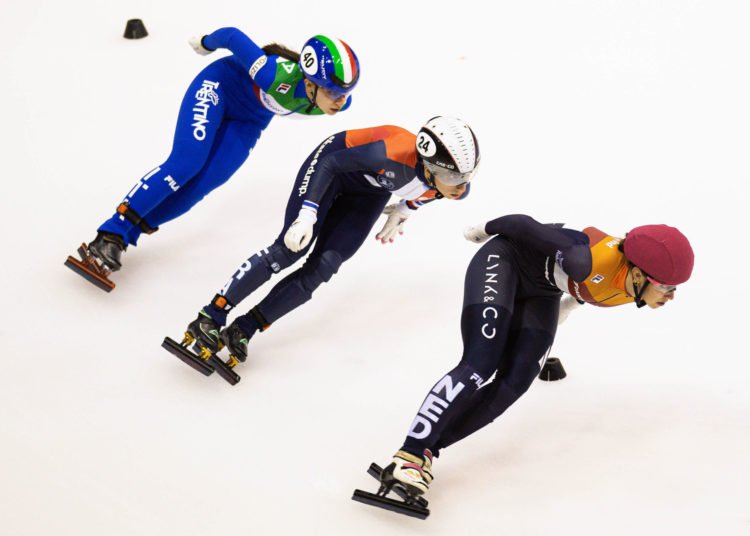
[
  {"left": 186, "top": 310, "right": 223, "bottom": 354},
  {"left": 162, "top": 310, "right": 242, "bottom": 384},
  {"left": 220, "top": 320, "right": 250, "bottom": 364},
  {"left": 88, "top": 232, "right": 126, "bottom": 272},
  {"left": 173, "top": 310, "right": 241, "bottom": 385},
  {"left": 64, "top": 232, "right": 125, "bottom": 292}
]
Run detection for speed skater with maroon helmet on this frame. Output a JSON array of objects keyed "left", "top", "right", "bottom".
[{"left": 621, "top": 224, "right": 694, "bottom": 308}]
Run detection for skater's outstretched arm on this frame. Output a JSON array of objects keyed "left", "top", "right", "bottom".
[
  {"left": 196, "top": 28, "right": 277, "bottom": 91},
  {"left": 283, "top": 140, "right": 387, "bottom": 252},
  {"left": 483, "top": 214, "right": 592, "bottom": 282},
  {"left": 305, "top": 142, "right": 391, "bottom": 206}
]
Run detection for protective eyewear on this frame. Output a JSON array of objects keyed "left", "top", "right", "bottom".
[
  {"left": 646, "top": 276, "right": 677, "bottom": 294},
  {"left": 423, "top": 161, "right": 477, "bottom": 186},
  {"left": 321, "top": 87, "right": 351, "bottom": 101}
]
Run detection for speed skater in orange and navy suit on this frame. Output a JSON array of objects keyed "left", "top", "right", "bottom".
[
  {"left": 377, "top": 214, "right": 695, "bottom": 499},
  {"left": 178, "top": 117, "right": 481, "bottom": 367}
]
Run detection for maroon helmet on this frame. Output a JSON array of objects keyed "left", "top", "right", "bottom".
[{"left": 623, "top": 224, "right": 694, "bottom": 285}]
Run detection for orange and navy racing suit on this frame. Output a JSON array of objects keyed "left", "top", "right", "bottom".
[{"left": 202, "top": 125, "right": 469, "bottom": 335}]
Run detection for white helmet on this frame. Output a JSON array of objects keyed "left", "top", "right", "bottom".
[{"left": 416, "top": 116, "right": 480, "bottom": 185}]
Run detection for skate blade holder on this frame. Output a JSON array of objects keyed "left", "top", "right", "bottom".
[
  {"left": 186, "top": 332, "right": 241, "bottom": 386},
  {"left": 351, "top": 463, "right": 429, "bottom": 520},
  {"left": 162, "top": 334, "right": 214, "bottom": 377},
  {"left": 206, "top": 353, "right": 241, "bottom": 386},
  {"left": 64, "top": 243, "right": 116, "bottom": 292},
  {"left": 162, "top": 333, "right": 241, "bottom": 385}
]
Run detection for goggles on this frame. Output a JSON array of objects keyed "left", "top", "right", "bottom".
[
  {"left": 646, "top": 275, "right": 677, "bottom": 294},
  {"left": 320, "top": 86, "right": 350, "bottom": 101},
  {"left": 320, "top": 71, "right": 359, "bottom": 101},
  {"left": 423, "top": 160, "right": 477, "bottom": 186}
]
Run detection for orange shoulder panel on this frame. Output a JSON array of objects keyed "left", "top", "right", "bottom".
[
  {"left": 583, "top": 227, "right": 608, "bottom": 246},
  {"left": 345, "top": 125, "right": 417, "bottom": 167},
  {"left": 345, "top": 125, "right": 403, "bottom": 148},
  {"left": 384, "top": 131, "right": 417, "bottom": 167}
]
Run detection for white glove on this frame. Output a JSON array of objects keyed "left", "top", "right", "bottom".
[
  {"left": 558, "top": 295, "right": 583, "bottom": 325},
  {"left": 284, "top": 206, "right": 317, "bottom": 252},
  {"left": 463, "top": 223, "right": 491, "bottom": 243},
  {"left": 189, "top": 36, "right": 213, "bottom": 56},
  {"left": 376, "top": 203, "right": 411, "bottom": 244}
]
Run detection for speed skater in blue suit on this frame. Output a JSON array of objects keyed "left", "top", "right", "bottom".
[{"left": 65, "top": 28, "right": 360, "bottom": 291}]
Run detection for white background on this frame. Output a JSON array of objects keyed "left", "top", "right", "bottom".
[{"left": 1, "top": 1, "right": 748, "bottom": 534}]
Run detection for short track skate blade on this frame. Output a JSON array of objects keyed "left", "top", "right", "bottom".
[
  {"left": 207, "top": 355, "right": 241, "bottom": 386},
  {"left": 162, "top": 337, "right": 214, "bottom": 376},
  {"left": 64, "top": 256, "right": 115, "bottom": 292},
  {"left": 366, "top": 463, "right": 429, "bottom": 509},
  {"left": 351, "top": 489, "right": 429, "bottom": 520}
]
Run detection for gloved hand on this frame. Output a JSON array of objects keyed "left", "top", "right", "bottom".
[
  {"left": 558, "top": 295, "right": 583, "bottom": 325},
  {"left": 284, "top": 206, "right": 317, "bottom": 252},
  {"left": 189, "top": 36, "right": 213, "bottom": 56},
  {"left": 376, "top": 203, "right": 410, "bottom": 244},
  {"left": 463, "top": 223, "right": 491, "bottom": 243}
]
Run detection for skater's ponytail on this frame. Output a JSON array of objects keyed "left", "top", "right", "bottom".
[{"left": 262, "top": 43, "right": 300, "bottom": 63}]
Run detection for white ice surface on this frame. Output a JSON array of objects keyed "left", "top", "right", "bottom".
[{"left": 1, "top": 1, "right": 749, "bottom": 535}]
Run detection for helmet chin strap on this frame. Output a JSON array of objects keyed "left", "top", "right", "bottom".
[
  {"left": 419, "top": 161, "right": 434, "bottom": 186},
  {"left": 305, "top": 84, "right": 320, "bottom": 113},
  {"left": 418, "top": 161, "right": 444, "bottom": 199},
  {"left": 632, "top": 276, "right": 650, "bottom": 308}
]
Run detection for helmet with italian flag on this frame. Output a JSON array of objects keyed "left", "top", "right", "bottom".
[{"left": 299, "top": 35, "right": 360, "bottom": 97}]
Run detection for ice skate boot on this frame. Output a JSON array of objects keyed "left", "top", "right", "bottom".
[
  {"left": 161, "top": 311, "right": 225, "bottom": 382},
  {"left": 219, "top": 320, "right": 250, "bottom": 364},
  {"left": 88, "top": 232, "right": 126, "bottom": 272},
  {"left": 384, "top": 449, "right": 433, "bottom": 495},
  {"left": 164, "top": 310, "right": 241, "bottom": 385},
  {"left": 351, "top": 450, "right": 432, "bottom": 519},
  {"left": 64, "top": 232, "right": 125, "bottom": 292},
  {"left": 186, "top": 310, "right": 223, "bottom": 355}
]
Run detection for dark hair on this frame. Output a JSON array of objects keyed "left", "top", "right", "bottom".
[
  {"left": 262, "top": 43, "right": 300, "bottom": 63},
  {"left": 618, "top": 238, "right": 638, "bottom": 272}
]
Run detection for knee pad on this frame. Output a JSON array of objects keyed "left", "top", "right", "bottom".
[
  {"left": 161, "top": 155, "right": 207, "bottom": 183},
  {"left": 254, "top": 251, "right": 343, "bottom": 325},
  {"left": 456, "top": 363, "right": 491, "bottom": 391},
  {"left": 433, "top": 364, "right": 487, "bottom": 400},
  {"left": 263, "top": 242, "right": 302, "bottom": 273},
  {"left": 303, "top": 250, "right": 342, "bottom": 289}
]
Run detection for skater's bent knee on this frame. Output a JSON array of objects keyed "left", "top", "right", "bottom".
[
  {"left": 299, "top": 251, "right": 342, "bottom": 292},
  {"left": 161, "top": 152, "right": 210, "bottom": 182},
  {"left": 455, "top": 359, "right": 496, "bottom": 388},
  {"left": 265, "top": 243, "right": 302, "bottom": 273},
  {"left": 316, "top": 251, "right": 342, "bottom": 282}
]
